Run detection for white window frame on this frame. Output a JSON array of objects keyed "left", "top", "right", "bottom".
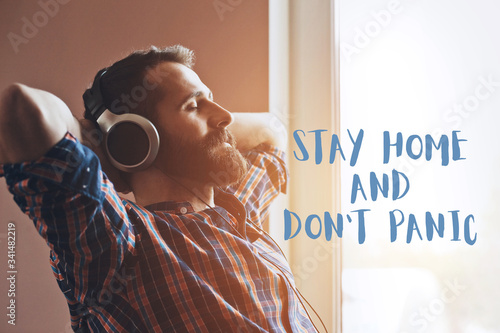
[{"left": 269, "top": 1, "right": 341, "bottom": 331}]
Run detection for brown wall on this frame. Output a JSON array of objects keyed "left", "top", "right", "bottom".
[{"left": 0, "top": 1, "right": 268, "bottom": 331}]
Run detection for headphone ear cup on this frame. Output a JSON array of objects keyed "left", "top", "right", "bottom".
[
  {"left": 97, "top": 110, "right": 160, "bottom": 172},
  {"left": 107, "top": 122, "right": 151, "bottom": 166}
]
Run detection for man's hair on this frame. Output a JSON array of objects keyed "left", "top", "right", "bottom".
[
  {"left": 84, "top": 45, "right": 195, "bottom": 193},
  {"left": 95, "top": 44, "right": 195, "bottom": 117}
]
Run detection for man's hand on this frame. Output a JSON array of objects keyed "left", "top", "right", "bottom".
[{"left": 228, "top": 112, "right": 287, "bottom": 152}]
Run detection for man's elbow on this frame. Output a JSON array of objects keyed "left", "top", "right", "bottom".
[
  {"left": 264, "top": 113, "right": 288, "bottom": 150},
  {"left": 0, "top": 83, "right": 69, "bottom": 163},
  {"left": 0, "top": 83, "right": 43, "bottom": 124},
  {"left": 0, "top": 84, "right": 37, "bottom": 162},
  {"left": 1, "top": 83, "right": 27, "bottom": 114}
]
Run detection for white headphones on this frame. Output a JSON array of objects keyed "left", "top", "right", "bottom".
[{"left": 83, "top": 69, "right": 160, "bottom": 172}]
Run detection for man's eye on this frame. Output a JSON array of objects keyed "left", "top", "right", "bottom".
[{"left": 187, "top": 104, "right": 198, "bottom": 111}]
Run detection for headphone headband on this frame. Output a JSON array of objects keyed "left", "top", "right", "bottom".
[{"left": 83, "top": 69, "right": 108, "bottom": 121}]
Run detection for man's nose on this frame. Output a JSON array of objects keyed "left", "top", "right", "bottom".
[{"left": 207, "top": 102, "right": 233, "bottom": 129}]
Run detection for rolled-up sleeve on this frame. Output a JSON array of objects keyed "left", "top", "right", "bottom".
[{"left": 230, "top": 144, "right": 288, "bottom": 228}]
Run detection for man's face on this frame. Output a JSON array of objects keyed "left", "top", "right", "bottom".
[{"left": 148, "top": 61, "right": 247, "bottom": 186}]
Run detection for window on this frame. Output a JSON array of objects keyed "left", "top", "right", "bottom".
[
  {"left": 340, "top": 0, "right": 500, "bottom": 332},
  {"left": 271, "top": 1, "right": 499, "bottom": 332},
  {"left": 269, "top": 0, "right": 340, "bottom": 331}
]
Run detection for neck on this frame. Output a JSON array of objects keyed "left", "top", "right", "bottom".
[{"left": 129, "top": 166, "right": 215, "bottom": 211}]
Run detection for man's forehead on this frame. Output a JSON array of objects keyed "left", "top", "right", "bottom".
[
  {"left": 152, "top": 61, "right": 203, "bottom": 92},
  {"left": 146, "top": 61, "right": 211, "bottom": 112}
]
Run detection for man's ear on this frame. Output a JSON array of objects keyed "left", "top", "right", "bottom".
[{"left": 78, "top": 118, "right": 132, "bottom": 194}]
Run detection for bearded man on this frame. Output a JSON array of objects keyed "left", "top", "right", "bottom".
[{"left": 0, "top": 45, "right": 318, "bottom": 332}]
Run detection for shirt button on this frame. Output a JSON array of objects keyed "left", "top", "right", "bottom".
[{"left": 180, "top": 207, "right": 188, "bottom": 214}]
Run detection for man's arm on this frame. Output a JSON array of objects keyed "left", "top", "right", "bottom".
[
  {"left": 0, "top": 83, "right": 82, "bottom": 164},
  {"left": 227, "top": 113, "right": 288, "bottom": 227},
  {"left": 228, "top": 112, "right": 287, "bottom": 152},
  {"left": 0, "top": 85, "right": 135, "bottom": 308},
  {"left": 0, "top": 83, "right": 130, "bottom": 192}
]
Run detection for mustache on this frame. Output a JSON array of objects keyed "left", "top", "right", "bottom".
[{"left": 202, "top": 129, "right": 236, "bottom": 149}]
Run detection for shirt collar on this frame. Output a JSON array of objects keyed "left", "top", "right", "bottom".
[
  {"left": 143, "top": 188, "right": 247, "bottom": 224},
  {"left": 144, "top": 201, "right": 194, "bottom": 215}
]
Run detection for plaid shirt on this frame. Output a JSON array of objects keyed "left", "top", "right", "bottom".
[{"left": 1, "top": 133, "right": 316, "bottom": 332}]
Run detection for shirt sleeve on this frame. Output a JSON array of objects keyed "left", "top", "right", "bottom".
[
  {"left": 230, "top": 144, "right": 288, "bottom": 228},
  {"left": 0, "top": 132, "right": 136, "bottom": 306}
]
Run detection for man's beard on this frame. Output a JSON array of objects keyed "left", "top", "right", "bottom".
[{"left": 162, "top": 129, "right": 248, "bottom": 187}]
